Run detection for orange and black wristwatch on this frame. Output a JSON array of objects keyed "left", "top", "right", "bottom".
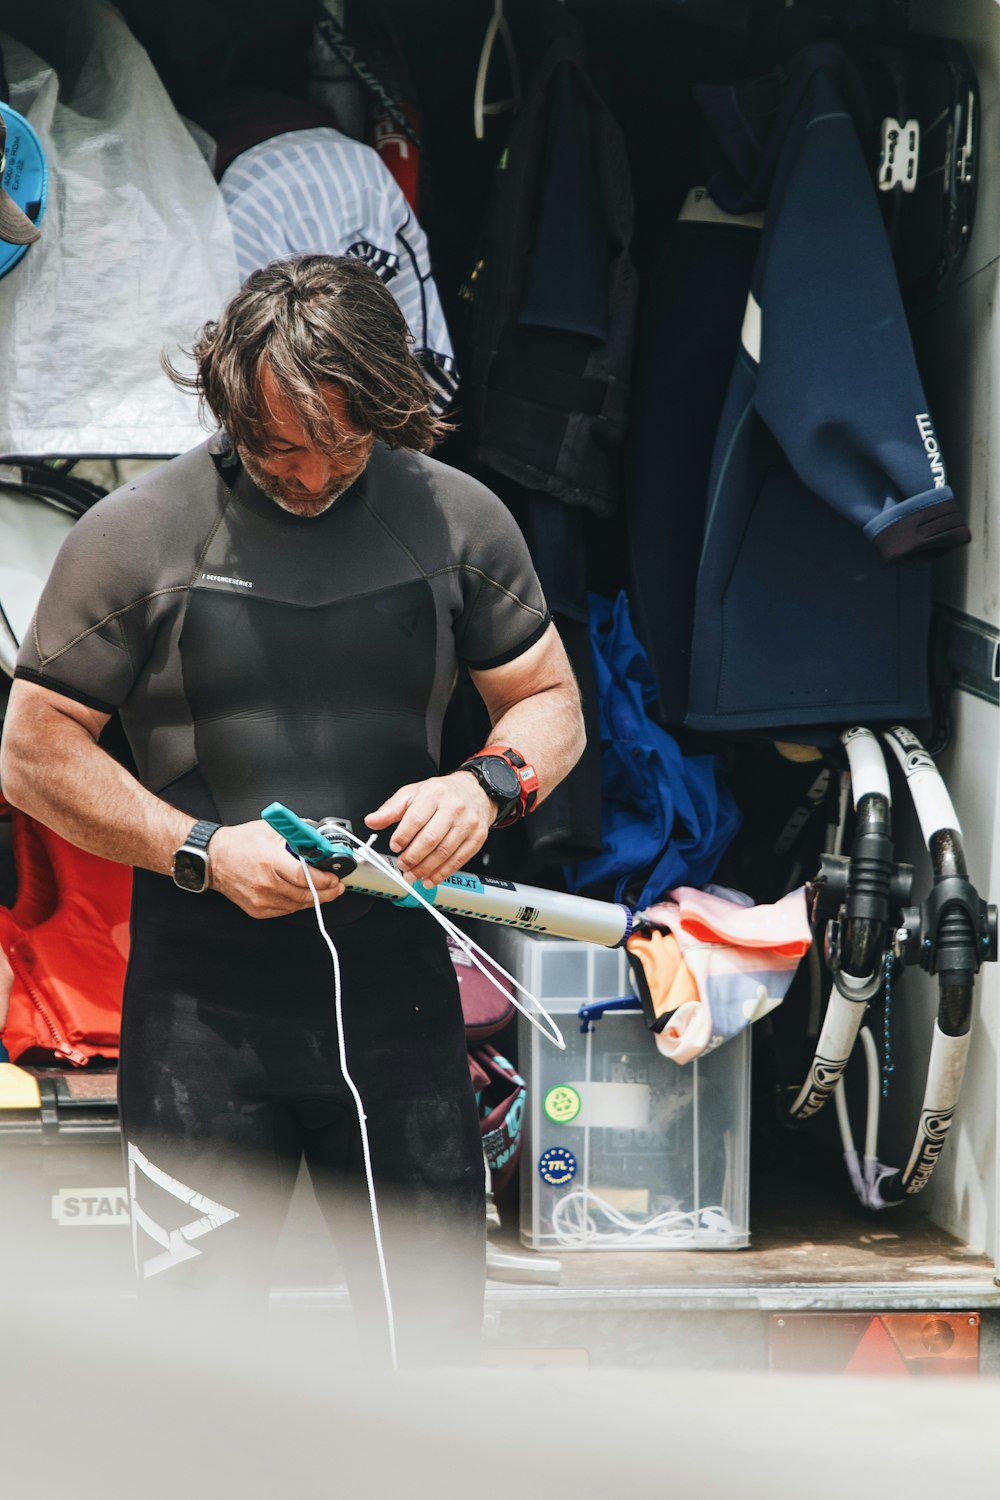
[{"left": 457, "top": 745, "right": 540, "bottom": 828}]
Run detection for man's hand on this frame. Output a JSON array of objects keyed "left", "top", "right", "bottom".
[
  {"left": 208, "top": 820, "right": 346, "bottom": 919},
  {"left": 365, "top": 772, "right": 495, "bottom": 887}
]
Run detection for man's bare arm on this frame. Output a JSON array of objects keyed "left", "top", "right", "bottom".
[
  {"left": 469, "top": 621, "right": 587, "bottom": 798},
  {"left": 365, "top": 623, "right": 585, "bottom": 885},
  {"left": 1, "top": 681, "right": 188, "bottom": 869},
  {"left": 0, "top": 680, "right": 344, "bottom": 917}
]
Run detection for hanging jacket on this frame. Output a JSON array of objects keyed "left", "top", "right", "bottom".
[
  {"left": 625, "top": 187, "right": 761, "bottom": 724},
  {"left": 463, "top": 34, "right": 637, "bottom": 517},
  {"left": 681, "top": 45, "right": 969, "bottom": 734}
]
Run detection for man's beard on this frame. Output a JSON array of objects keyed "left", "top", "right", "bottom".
[{"left": 239, "top": 449, "right": 368, "bottom": 517}]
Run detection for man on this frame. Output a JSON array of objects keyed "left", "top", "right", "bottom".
[{"left": 0, "top": 255, "right": 584, "bottom": 1364}]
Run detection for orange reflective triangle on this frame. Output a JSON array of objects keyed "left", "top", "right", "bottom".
[{"left": 845, "top": 1317, "right": 910, "bottom": 1376}]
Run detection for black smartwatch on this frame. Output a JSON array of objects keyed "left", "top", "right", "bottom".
[
  {"left": 171, "top": 820, "right": 222, "bottom": 893},
  {"left": 457, "top": 754, "right": 521, "bottom": 827}
]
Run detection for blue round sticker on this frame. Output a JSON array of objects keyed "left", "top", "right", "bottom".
[
  {"left": 0, "top": 103, "right": 48, "bottom": 282},
  {"left": 538, "top": 1146, "right": 577, "bottom": 1186}
]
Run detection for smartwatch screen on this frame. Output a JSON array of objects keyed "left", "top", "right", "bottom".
[{"left": 173, "top": 846, "right": 209, "bottom": 892}]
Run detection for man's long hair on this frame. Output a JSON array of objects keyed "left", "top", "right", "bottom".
[{"left": 164, "top": 255, "right": 451, "bottom": 456}]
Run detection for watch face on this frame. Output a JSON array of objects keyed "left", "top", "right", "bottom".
[
  {"left": 172, "top": 846, "right": 209, "bottom": 893},
  {"left": 480, "top": 756, "right": 520, "bottom": 802}
]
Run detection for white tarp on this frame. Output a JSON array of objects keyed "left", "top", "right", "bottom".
[
  {"left": 0, "top": 485, "right": 75, "bottom": 674},
  {"left": 0, "top": 0, "right": 239, "bottom": 457}
]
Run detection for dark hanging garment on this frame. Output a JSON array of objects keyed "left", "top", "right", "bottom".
[
  {"left": 463, "top": 34, "right": 637, "bottom": 518},
  {"left": 682, "top": 46, "right": 970, "bottom": 735},
  {"left": 846, "top": 36, "right": 979, "bottom": 305},
  {"left": 625, "top": 188, "right": 761, "bottom": 726}
]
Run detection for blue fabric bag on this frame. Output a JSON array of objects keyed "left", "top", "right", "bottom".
[{"left": 564, "top": 591, "right": 741, "bottom": 909}]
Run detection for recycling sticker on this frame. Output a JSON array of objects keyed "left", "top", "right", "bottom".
[{"left": 543, "top": 1083, "right": 582, "bottom": 1124}]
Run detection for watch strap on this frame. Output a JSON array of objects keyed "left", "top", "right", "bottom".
[
  {"left": 466, "top": 745, "right": 540, "bottom": 828},
  {"left": 183, "top": 819, "right": 221, "bottom": 852}
]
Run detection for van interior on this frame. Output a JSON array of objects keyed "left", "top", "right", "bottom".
[{"left": 0, "top": 0, "right": 997, "bottom": 1368}]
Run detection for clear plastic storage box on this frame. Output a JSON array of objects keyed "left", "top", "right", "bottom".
[{"left": 491, "top": 929, "right": 751, "bottom": 1252}]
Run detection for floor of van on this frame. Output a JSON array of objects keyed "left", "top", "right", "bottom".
[
  {"left": 488, "top": 1207, "right": 996, "bottom": 1298},
  {"left": 484, "top": 1122, "right": 1000, "bottom": 1311}
]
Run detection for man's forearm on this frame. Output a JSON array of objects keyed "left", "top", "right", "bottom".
[
  {"left": 466, "top": 625, "right": 587, "bottom": 808},
  {"left": 1, "top": 690, "right": 191, "bottom": 875},
  {"left": 481, "top": 682, "right": 586, "bottom": 805},
  {"left": 2, "top": 682, "right": 347, "bottom": 919}
]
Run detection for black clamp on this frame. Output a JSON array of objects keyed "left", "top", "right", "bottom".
[
  {"left": 895, "top": 878, "right": 999, "bottom": 976},
  {"left": 810, "top": 851, "right": 914, "bottom": 927},
  {"left": 809, "top": 852, "right": 850, "bottom": 927},
  {"left": 809, "top": 851, "right": 914, "bottom": 1000}
]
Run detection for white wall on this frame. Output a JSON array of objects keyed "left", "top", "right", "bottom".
[{"left": 892, "top": 0, "right": 1000, "bottom": 1254}]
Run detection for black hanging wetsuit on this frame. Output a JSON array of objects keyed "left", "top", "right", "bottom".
[{"left": 15, "top": 436, "right": 550, "bottom": 1363}]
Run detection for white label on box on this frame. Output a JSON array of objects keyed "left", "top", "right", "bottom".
[
  {"left": 570, "top": 1081, "right": 651, "bottom": 1130},
  {"left": 51, "top": 1187, "right": 130, "bottom": 1227}
]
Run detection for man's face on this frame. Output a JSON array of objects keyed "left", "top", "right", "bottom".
[{"left": 240, "top": 364, "right": 375, "bottom": 518}]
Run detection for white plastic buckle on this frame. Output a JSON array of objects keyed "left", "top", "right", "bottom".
[{"left": 879, "top": 116, "right": 920, "bottom": 192}]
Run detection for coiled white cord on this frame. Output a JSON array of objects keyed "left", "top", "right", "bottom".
[{"left": 550, "top": 1187, "right": 734, "bottom": 1248}]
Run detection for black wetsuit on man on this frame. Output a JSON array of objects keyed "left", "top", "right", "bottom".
[{"left": 15, "top": 436, "right": 550, "bottom": 1361}]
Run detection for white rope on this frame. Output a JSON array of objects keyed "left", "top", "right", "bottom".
[
  {"left": 300, "top": 859, "right": 399, "bottom": 1372},
  {"left": 834, "top": 1026, "right": 900, "bottom": 1211},
  {"left": 295, "top": 828, "right": 569, "bottom": 1368}
]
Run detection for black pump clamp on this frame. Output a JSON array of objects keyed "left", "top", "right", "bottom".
[{"left": 895, "top": 877, "right": 998, "bottom": 975}]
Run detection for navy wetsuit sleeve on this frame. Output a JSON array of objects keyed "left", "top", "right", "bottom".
[
  {"left": 452, "top": 492, "right": 550, "bottom": 670},
  {"left": 14, "top": 496, "right": 162, "bottom": 712},
  {"left": 751, "top": 69, "right": 970, "bottom": 562}
]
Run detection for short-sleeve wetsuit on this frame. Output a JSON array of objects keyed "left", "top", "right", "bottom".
[{"left": 15, "top": 436, "right": 549, "bottom": 1362}]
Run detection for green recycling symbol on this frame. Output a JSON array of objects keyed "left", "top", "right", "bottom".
[{"left": 543, "top": 1084, "right": 582, "bottom": 1124}]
